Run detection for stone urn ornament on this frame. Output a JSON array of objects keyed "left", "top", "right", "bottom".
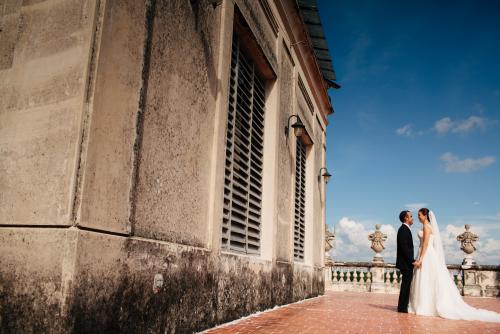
[
  {"left": 324, "top": 224, "right": 336, "bottom": 266},
  {"left": 457, "top": 224, "right": 479, "bottom": 267},
  {"left": 368, "top": 224, "right": 387, "bottom": 263}
]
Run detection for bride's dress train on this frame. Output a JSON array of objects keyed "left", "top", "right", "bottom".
[{"left": 408, "top": 211, "right": 500, "bottom": 322}]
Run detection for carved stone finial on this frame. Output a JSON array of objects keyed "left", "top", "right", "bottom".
[
  {"left": 325, "top": 225, "right": 335, "bottom": 252},
  {"left": 368, "top": 224, "right": 387, "bottom": 263},
  {"left": 457, "top": 224, "right": 479, "bottom": 267},
  {"left": 324, "top": 224, "right": 336, "bottom": 266}
]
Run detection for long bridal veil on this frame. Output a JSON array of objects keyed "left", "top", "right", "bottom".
[
  {"left": 428, "top": 211, "right": 500, "bottom": 322},
  {"left": 429, "top": 211, "right": 446, "bottom": 266}
]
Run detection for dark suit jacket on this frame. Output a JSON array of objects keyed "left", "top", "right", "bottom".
[{"left": 396, "top": 224, "right": 414, "bottom": 271}]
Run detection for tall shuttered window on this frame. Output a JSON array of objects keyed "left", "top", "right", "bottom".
[
  {"left": 221, "top": 33, "right": 265, "bottom": 254},
  {"left": 294, "top": 138, "right": 307, "bottom": 261}
]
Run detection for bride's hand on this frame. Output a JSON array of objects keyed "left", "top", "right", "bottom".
[{"left": 413, "top": 260, "right": 422, "bottom": 268}]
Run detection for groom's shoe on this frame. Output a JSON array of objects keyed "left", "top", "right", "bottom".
[{"left": 397, "top": 309, "right": 408, "bottom": 313}]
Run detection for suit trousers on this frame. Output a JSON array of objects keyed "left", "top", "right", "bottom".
[{"left": 398, "top": 269, "right": 413, "bottom": 312}]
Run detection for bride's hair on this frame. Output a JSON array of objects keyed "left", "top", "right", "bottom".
[{"left": 418, "top": 208, "right": 430, "bottom": 222}]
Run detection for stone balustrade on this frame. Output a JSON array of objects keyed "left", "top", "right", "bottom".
[
  {"left": 325, "top": 262, "right": 499, "bottom": 297},
  {"left": 324, "top": 223, "right": 499, "bottom": 297}
]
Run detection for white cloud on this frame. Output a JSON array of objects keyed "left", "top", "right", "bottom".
[
  {"left": 480, "top": 239, "right": 500, "bottom": 254},
  {"left": 453, "top": 116, "right": 487, "bottom": 133},
  {"left": 331, "top": 217, "right": 500, "bottom": 265},
  {"left": 434, "top": 117, "right": 454, "bottom": 134},
  {"left": 396, "top": 124, "right": 426, "bottom": 137},
  {"left": 440, "top": 224, "right": 499, "bottom": 265},
  {"left": 434, "top": 116, "right": 489, "bottom": 135},
  {"left": 379, "top": 224, "right": 397, "bottom": 259},
  {"left": 396, "top": 124, "right": 412, "bottom": 136},
  {"left": 440, "top": 152, "right": 495, "bottom": 173},
  {"left": 440, "top": 224, "right": 468, "bottom": 264},
  {"left": 475, "top": 238, "right": 500, "bottom": 264},
  {"left": 337, "top": 217, "right": 371, "bottom": 249},
  {"left": 332, "top": 217, "right": 397, "bottom": 262},
  {"left": 472, "top": 201, "right": 480, "bottom": 205}
]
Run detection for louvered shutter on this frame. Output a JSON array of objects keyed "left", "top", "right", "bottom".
[
  {"left": 221, "top": 34, "right": 265, "bottom": 254},
  {"left": 294, "top": 138, "right": 306, "bottom": 261}
]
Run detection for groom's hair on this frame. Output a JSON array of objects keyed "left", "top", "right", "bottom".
[{"left": 399, "top": 210, "right": 410, "bottom": 223}]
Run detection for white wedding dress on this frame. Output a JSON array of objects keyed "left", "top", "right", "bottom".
[{"left": 408, "top": 211, "right": 500, "bottom": 322}]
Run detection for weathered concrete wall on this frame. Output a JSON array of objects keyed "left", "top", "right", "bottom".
[
  {"left": 0, "top": 228, "right": 322, "bottom": 333},
  {"left": 275, "top": 43, "right": 294, "bottom": 263},
  {"left": 234, "top": 0, "right": 278, "bottom": 74},
  {"left": 296, "top": 78, "right": 316, "bottom": 266},
  {"left": 313, "top": 118, "right": 325, "bottom": 267},
  {"left": 66, "top": 231, "right": 322, "bottom": 333},
  {"left": 296, "top": 83, "right": 315, "bottom": 144},
  {"left": 133, "top": 0, "right": 220, "bottom": 247},
  {"left": 78, "top": 0, "right": 148, "bottom": 234},
  {"left": 0, "top": 228, "right": 77, "bottom": 333},
  {"left": 0, "top": 0, "right": 21, "bottom": 70},
  {"left": 0, "top": 0, "right": 98, "bottom": 225}
]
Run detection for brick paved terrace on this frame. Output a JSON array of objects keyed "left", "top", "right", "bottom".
[{"left": 201, "top": 291, "right": 500, "bottom": 334}]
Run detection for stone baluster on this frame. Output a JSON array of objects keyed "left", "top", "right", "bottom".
[
  {"left": 396, "top": 270, "right": 401, "bottom": 284},
  {"left": 449, "top": 268, "right": 464, "bottom": 294},
  {"left": 333, "top": 268, "right": 340, "bottom": 282}
]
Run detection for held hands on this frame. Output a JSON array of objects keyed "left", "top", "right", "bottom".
[{"left": 413, "top": 259, "right": 422, "bottom": 268}]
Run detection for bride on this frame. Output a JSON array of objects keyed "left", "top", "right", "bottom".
[{"left": 408, "top": 208, "right": 500, "bottom": 322}]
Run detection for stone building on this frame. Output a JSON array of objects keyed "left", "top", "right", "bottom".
[{"left": 0, "top": 0, "right": 338, "bottom": 332}]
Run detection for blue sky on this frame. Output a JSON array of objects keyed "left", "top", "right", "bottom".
[{"left": 318, "top": 0, "right": 500, "bottom": 264}]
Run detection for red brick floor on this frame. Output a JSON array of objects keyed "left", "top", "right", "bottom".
[{"left": 201, "top": 291, "right": 500, "bottom": 334}]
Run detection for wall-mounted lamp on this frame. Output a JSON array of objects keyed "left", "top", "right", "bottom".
[
  {"left": 285, "top": 115, "right": 305, "bottom": 138},
  {"left": 318, "top": 167, "right": 332, "bottom": 183}
]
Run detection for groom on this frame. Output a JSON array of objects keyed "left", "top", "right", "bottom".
[{"left": 396, "top": 210, "right": 415, "bottom": 313}]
